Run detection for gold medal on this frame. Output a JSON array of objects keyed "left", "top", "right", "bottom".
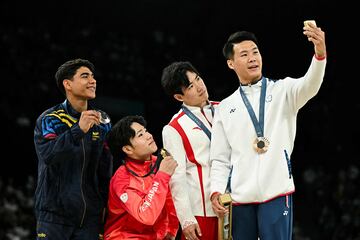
[
  {"left": 160, "top": 148, "right": 170, "bottom": 158},
  {"left": 253, "top": 137, "right": 269, "bottom": 154}
]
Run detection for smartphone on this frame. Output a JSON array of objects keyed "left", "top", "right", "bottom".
[{"left": 304, "top": 20, "right": 317, "bottom": 27}]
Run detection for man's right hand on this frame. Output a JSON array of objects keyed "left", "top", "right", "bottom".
[
  {"left": 78, "top": 110, "right": 101, "bottom": 133},
  {"left": 158, "top": 156, "right": 178, "bottom": 176},
  {"left": 211, "top": 192, "right": 228, "bottom": 218}
]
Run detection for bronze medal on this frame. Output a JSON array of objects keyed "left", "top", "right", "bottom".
[{"left": 253, "top": 137, "right": 269, "bottom": 153}]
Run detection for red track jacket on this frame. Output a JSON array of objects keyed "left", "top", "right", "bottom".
[{"left": 104, "top": 155, "right": 179, "bottom": 239}]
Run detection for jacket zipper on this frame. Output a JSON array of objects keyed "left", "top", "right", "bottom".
[
  {"left": 251, "top": 85, "right": 263, "bottom": 201},
  {"left": 256, "top": 154, "right": 263, "bottom": 200},
  {"left": 80, "top": 139, "right": 87, "bottom": 227}
]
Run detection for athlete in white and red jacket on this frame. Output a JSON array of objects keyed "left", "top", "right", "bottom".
[
  {"left": 161, "top": 61, "right": 220, "bottom": 240},
  {"left": 104, "top": 115, "right": 179, "bottom": 240},
  {"left": 211, "top": 26, "right": 327, "bottom": 240}
]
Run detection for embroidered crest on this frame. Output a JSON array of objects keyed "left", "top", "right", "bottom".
[
  {"left": 120, "top": 193, "right": 128, "bottom": 203},
  {"left": 266, "top": 95, "right": 272, "bottom": 102},
  {"left": 92, "top": 131, "right": 100, "bottom": 141}
]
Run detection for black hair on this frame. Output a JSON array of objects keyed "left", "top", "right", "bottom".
[
  {"left": 222, "top": 31, "right": 259, "bottom": 60},
  {"left": 107, "top": 115, "right": 147, "bottom": 162},
  {"left": 161, "top": 61, "right": 201, "bottom": 96},
  {"left": 55, "top": 58, "right": 95, "bottom": 95}
]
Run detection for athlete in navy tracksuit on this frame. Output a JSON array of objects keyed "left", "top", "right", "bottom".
[{"left": 34, "top": 59, "right": 113, "bottom": 240}]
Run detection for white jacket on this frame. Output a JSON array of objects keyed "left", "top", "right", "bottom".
[
  {"left": 162, "top": 102, "right": 218, "bottom": 229},
  {"left": 210, "top": 56, "right": 326, "bottom": 203}
]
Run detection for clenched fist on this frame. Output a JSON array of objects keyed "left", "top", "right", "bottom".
[
  {"left": 78, "top": 110, "right": 101, "bottom": 133},
  {"left": 158, "top": 155, "right": 178, "bottom": 176}
]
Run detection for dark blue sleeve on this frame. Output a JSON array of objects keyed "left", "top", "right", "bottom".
[{"left": 34, "top": 113, "right": 85, "bottom": 166}]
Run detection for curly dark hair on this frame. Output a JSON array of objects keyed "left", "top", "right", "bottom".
[{"left": 55, "top": 58, "right": 95, "bottom": 95}]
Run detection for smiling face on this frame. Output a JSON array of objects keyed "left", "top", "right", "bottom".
[
  {"left": 123, "top": 122, "right": 158, "bottom": 161},
  {"left": 227, "top": 40, "right": 263, "bottom": 85},
  {"left": 63, "top": 66, "right": 96, "bottom": 100},
  {"left": 174, "top": 71, "right": 209, "bottom": 108}
]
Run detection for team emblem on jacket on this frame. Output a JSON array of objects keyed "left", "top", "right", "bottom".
[
  {"left": 92, "top": 131, "right": 100, "bottom": 141},
  {"left": 120, "top": 193, "right": 128, "bottom": 203},
  {"left": 266, "top": 95, "right": 273, "bottom": 102}
]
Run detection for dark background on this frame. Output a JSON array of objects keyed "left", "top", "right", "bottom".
[{"left": 1, "top": 0, "right": 358, "bottom": 239}]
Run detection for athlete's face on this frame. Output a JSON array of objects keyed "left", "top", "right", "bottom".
[
  {"left": 125, "top": 122, "right": 158, "bottom": 160},
  {"left": 64, "top": 66, "right": 96, "bottom": 100},
  {"left": 227, "top": 40, "right": 263, "bottom": 85},
  {"left": 174, "top": 71, "right": 209, "bottom": 108}
]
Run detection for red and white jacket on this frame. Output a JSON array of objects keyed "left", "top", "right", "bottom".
[
  {"left": 104, "top": 155, "right": 179, "bottom": 240},
  {"left": 162, "top": 101, "right": 219, "bottom": 229}
]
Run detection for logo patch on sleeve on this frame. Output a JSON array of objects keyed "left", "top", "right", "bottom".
[{"left": 120, "top": 193, "right": 128, "bottom": 203}]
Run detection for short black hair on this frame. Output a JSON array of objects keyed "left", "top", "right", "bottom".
[
  {"left": 161, "top": 61, "right": 201, "bottom": 96},
  {"left": 55, "top": 58, "right": 95, "bottom": 95},
  {"left": 107, "top": 115, "right": 147, "bottom": 161},
  {"left": 222, "top": 31, "right": 259, "bottom": 60}
]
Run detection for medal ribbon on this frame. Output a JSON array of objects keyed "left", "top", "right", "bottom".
[
  {"left": 182, "top": 102, "right": 214, "bottom": 140},
  {"left": 239, "top": 77, "right": 267, "bottom": 138},
  {"left": 125, "top": 150, "right": 166, "bottom": 178}
]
